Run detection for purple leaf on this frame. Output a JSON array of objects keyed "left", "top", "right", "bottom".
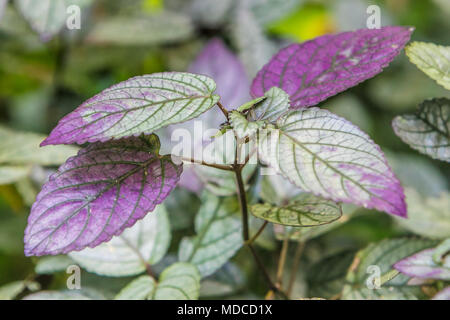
[
  {"left": 24, "top": 136, "right": 182, "bottom": 256},
  {"left": 394, "top": 248, "right": 450, "bottom": 280},
  {"left": 251, "top": 26, "right": 413, "bottom": 108},
  {"left": 41, "top": 72, "right": 219, "bottom": 146},
  {"left": 189, "top": 38, "right": 250, "bottom": 109}
]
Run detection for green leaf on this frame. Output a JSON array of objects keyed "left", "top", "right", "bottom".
[
  {"left": 393, "top": 98, "right": 450, "bottom": 162},
  {"left": 230, "top": 87, "right": 290, "bottom": 139},
  {"left": 273, "top": 205, "right": 355, "bottom": 242},
  {"left": 342, "top": 238, "right": 437, "bottom": 300},
  {"left": 248, "top": 87, "right": 290, "bottom": 122},
  {"left": 154, "top": 262, "right": 201, "bottom": 300},
  {"left": 35, "top": 256, "right": 76, "bottom": 275},
  {"left": 0, "top": 280, "right": 39, "bottom": 300},
  {"left": 16, "top": 0, "right": 92, "bottom": 41},
  {"left": 200, "top": 263, "right": 246, "bottom": 298},
  {"left": 178, "top": 192, "right": 243, "bottom": 277},
  {"left": 195, "top": 130, "right": 256, "bottom": 196},
  {"left": 86, "top": 11, "right": 193, "bottom": 46},
  {"left": 0, "top": 126, "right": 78, "bottom": 165},
  {"left": 433, "top": 239, "right": 450, "bottom": 264},
  {"left": 23, "top": 289, "right": 105, "bottom": 300},
  {"left": 237, "top": 96, "right": 266, "bottom": 112},
  {"left": 306, "top": 250, "right": 356, "bottom": 299},
  {"left": 396, "top": 188, "right": 450, "bottom": 239},
  {"left": 115, "top": 275, "right": 155, "bottom": 300},
  {"left": 69, "top": 205, "right": 171, "bottom": 277},
  {"left": 251, "top": 193, "right": 342, "bottom": 227},
  {"left": 229, "top": 111, "right": 264, "bottom": 140},
  {"left": 258, "top": 107, "right": 406, "bottom": 217},
  {"left": 0, "top": 165, "right": 30, "bottom": 185},
  {"left": 406, "top": 42, "right": 450, "bottom": 90}
]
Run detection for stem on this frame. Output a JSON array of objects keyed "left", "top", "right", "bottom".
[
  {"left": 287, "top": 241, "right": 305, "bottom": 296},
  {"left": 216, "top": 101, "right": 229, "bottom": 120},
  {"left": 181, "top": 157, "right": 233, "bottom": 171},
  {"left": 234, "top": 165, "right": 288, "bottom": 300}
]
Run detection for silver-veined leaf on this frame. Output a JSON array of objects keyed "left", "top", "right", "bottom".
[
  {"left": 0, "top": 165, "right": 30, "bottom": 185},
  {"left": 115, "top": 275, "right": 155, "bottom": 300},
  {"left": 194, "top": 130, "right": 257, "bottom": 196},
  {"left": 70, "top": 205, "right": 171, "bottom": 277},
  {"left": 251, "top": 193, "right": 342, "bottom": 227},
  {"left": 86, "top": 11, "right": 193, "bottom": 46},
  {"left": 392, "top": 98, "right": 450, "bottom": 162},
  {"left": 178, "top": 192, "right": 243, "bottom": 277},
  {"left": 23, "top": 289, "right": 105, "bottom": 300},
  {"left": 258, "top": 107, "right": 406, "bottom": 217},
  {"left": 406, "top": 42, "right": 450, "bottom": 90},
  {"left": 248, "top": 87, "right": 290, "bottom": 122},
  {"left": 16, "top": 0, "right": 92, "bottom": 41},
  {"left": 342, "top": 238, "right": 437, "bottom": 300},
  {"left": 116, "top": 263, "right": 201, "bottom": 300},
  {"left": 41, "top": 72, "right": 219, "bottom": 146},
  {"left": 394, "top": 248, "right": 450, "bottom": 281},
  {"left": 0, "top": 126, "right": 78, "bottom": 165},
  {"left": 35, "top": 255, "right": 76, "bottom": 274}
]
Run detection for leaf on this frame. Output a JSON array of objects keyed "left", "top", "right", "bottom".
[
  {"left": 69, "top": 205, "right": 171, "bottom": 277},
  {"left": 200, "top": 263, "right": 246, "bottom": 298},
  {"left": 117, "top": 263, "right": 201, "bottom": 300},
  {"left": 23, "top": 289, "right": 105, "bottom": 300},
  {"left": 247, "top": 87, "right": 290, "bottom": 122},
  {"left": 392, "top": 98, "right": 450, "bottom": 162},
  {"left": 0, "top": 126, "right": 78, "bottom": 165},
  {"left": 178, "top": 191, "right": 243, "bottom": 277},
  {"left": 250, "top": 193, "right": 342, "bottom": 227},
  {"left": 406, "top": 42, "right": 450, "bottom": 90},
  {"left": 24, "top": 136, "right": 181, "bottom": 256},
  {"left": 35, "top": 255, "right": 76, "bottom": 274},
  {"left": 251, "top": 26, "right": 413, "bottom": 108},
  {"left": 249, "top": 0, "right": 303, "bottom": 27},
  {"left": 397, "top": 188, "right": 450, "bottom": 239},
  {"left": 258, "top": 107, "right": 406, "bottom": 217},
  {"left": 41, "top": 72, "right": 220, "bottom": 146},
  {"left": 15, "top": 0, "right": 91, "bottom": 41},
  {"left": 115, "top": 275, "right": 155, "bottom": 300},
  {"left": 433, "top": 287, "right": 450, "bottom": 300},
  {"left": 229, "top": 111, "right": 264, "bottom": 140},
  {"left": 154, "top": 262, "right": 201, "bottom": 300},
  {"left": 342, "top": 238, "right": 437, "bottom": 300},
  {"left": 188, "top": 0, "right": 234, "bottom": 28},
  {"left": 394, "top": 248, "right": 450, "bottom": 281},
  {"left": 433, "top": 239, "right": 450, "bottom": 264},
  {"left": 306, "top": 250, "right": 356, "bottom": 299},
  {"left": 0, "top": 165, "right": 30, "bottom": 185},
  {"left": 273, "top": 207, "right": 355, "bottom": 242},
  {"left": 386, "top": 152, "right": 448, "bottom": 197},
  {"left": 231, "top": 3, "right": 276, "bottom": 78},
  {"left": 86, "top": 11, "right": 193, "bottom": 46},
  {"left": 188, "top": 38, "right": 250, "bottom": 108}
]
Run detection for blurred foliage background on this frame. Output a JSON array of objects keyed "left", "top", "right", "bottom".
[{"left": 0, "top": 0, "right": 449, "bottom": 299}]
